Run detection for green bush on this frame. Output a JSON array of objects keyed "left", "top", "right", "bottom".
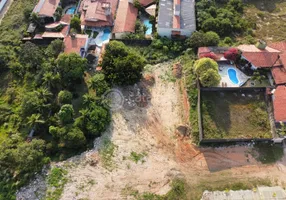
[{"left": 58, "top": 90, "right": 72, "bottom": 104}]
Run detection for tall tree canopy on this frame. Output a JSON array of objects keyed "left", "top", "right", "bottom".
[
  {"left": 45, "top": 39, "right": 65, "bottom": 58},
  {"left": 101, "top": 41, "right": 146, "bottom": 85},
  {"left": 193, "top": 58, "right": 221, "bottom": 87},
  {"left": 56, "top": 53, "right": 87, "bottom": 86}
]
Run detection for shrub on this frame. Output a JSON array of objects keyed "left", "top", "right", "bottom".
[{"left": 58, "top": 90, "right": 72, "bottom": 104}]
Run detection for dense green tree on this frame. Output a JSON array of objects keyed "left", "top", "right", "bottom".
[
  {"left": 0, "top": 136, "right": 49, "bottom": 198},
  {"left": 58, "top": 90, "right": 72, "bottom": 104},
  {"left": 205, "top": 31, "right": 220, "bottom": 46},
  {"left": 88, "top": 73, "right": 109, "bottom": 96},
  {"left": 76, "top": 103, "right": 110, "bottom": 137},
  {"left": 19, "top": 42, "right": 43, "bottom": 70},
  {"left": 49, "top": 125, "right": 86, "bottom": 148},
  {"left": 27, "top": 113, "right": 45, "bottom": 129},
  {"left": 82, "top": 93, "right": 99, "bottom": 106},
  {"left": 0, "top": 45, "right": 13, "bottom": 70},
  {"left": 187, "top": 31, "right": 220, "bottom": 49},
  {"left": 102, "top": 41, "right": 145, "bottom": 85},
  {"left": 9, "top": 61, "right": 25, "bottom": 77},
  {"left": 30, "top": 12, "right": 41, "bottom": 25},
  {"left": 45, "top": 39, "right": 65, "bottom": 58},
  {"left": 193, "top": 58, "right": 221, "bottom": 87},
  {"left": 199, "top": 68, "right": 221, "bottom": 87},
  {"left": 194, "top": 58, "right": 218, "bottom": 76},
  {"left": 56, "top": 53, "right": 87, "bottom": 86},
  {"left": 227, "top": 0, "right": 244, "bottom": 13},
  {"left": 70, "top": 16, "right": 81, "bottom": 33},
  {"left": 21, "top": 91, "right": 50, "bottom": 116},
  {"left": 58, "top": 104, "right": 74, "bottom": 124},
  {"left": 43, "top": 71, "right": 61, "bottom": 90}
]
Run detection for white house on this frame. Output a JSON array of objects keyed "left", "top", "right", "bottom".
[{"left": 157, "top": 0, "right": 196, "bottom": 38}]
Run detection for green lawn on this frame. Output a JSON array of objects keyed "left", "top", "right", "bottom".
[{"left": 201, "top": 91, "right": 272, "bottom": 139}]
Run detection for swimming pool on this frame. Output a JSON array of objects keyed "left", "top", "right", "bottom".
[
  {"left": 228, "top": 69, "right": 239, "bottom": 84},
  {"left": 66, "top": 6, "right": 76, "bottom": 14},
  {"left": 101, "top": 29, "right": 111, "bottom": 41},
  {"left": 143, "top": 19, "right": 152, "bottom": 35},
  {"left": 95, "top": 28, "right": 111, "bottom": 47}
]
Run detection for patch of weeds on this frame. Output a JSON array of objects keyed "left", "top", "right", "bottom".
[
  {"left": 87, "top": 179, "right": 96, "bottom": 186},
  {"left": 99, "top": 139, "right": 118, "bottom": 171},
  {"left": 46, "top": 167, "right": 68, "bottom": 200},
  {"left": 189, "top": 177, "right": 272, "bottom": 200},
  {"left": 123, "top": 179, "right": 188, "bottom": 200},
  {"left": 158, "top": 67, "right": 176, "bottom": 83},
  {"left": 129, "top": 151, "right": 147, "bottom": 164},
  {"left": 126, "top": 163, "right": 131, "bottom": 169},
  {"left": 251, "top": 142, "right": 284, "bottom": 164},
  {"left": 121, "top": 186, "right": 140, "bottom": 198},
  {"left": 144, "top": 64, "right": 155, "bottom": 73}
]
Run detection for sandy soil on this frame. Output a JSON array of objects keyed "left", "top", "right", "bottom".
[{"left": 17, "top": 62, "right": 286, "bottom": 200}]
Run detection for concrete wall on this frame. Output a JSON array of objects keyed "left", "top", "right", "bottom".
[
  {"left": 157, "top": 27, "right": 172, "bottom": 38},
  {"left": 114, "top": 32, "right": 132, "bottom": 39}
]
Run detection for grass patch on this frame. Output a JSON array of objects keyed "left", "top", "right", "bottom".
[
  {"left": 129, "top": 151, "right": 147, "bottom": 164},
  {"left": 46, "top": 167, "right": 68, "bottom": 200},
  {"left": 121, "top": 179, "right": 188, "bottom": 200},
  {"left": 189, "top": 177, "right": 272, "bottom": 200},
  {"left": 243, "top": 0, "right": 286, "bottom": 42},
  {"left": 201, "top": 90, "right": 271, "bottom": 139},
  {"left": 99, "top": 139, "right": 118, "bottom": 171}
]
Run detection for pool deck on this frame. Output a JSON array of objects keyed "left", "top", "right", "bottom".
[{"left": 218, "top": 63, "right": 249, "bottom": 87}]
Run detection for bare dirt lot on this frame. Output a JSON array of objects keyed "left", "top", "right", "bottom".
[{"left": 17, "top": 62, "right": 286, "bottom": 200}]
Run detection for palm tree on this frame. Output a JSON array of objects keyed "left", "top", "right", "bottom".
[
  {"left": 82, "top": 93, "right": 98, "bottom": 107},
  {"left": 43, "top": 72, "right": 60, "bottom": 90},
  {"left": 142, "top": 24, "right": 148, "bottom": 34},
  {"left": 88, "top": 73, "right": 105, "bottom": 90},
  {"left": 36, "top": 87, "right": 52, "bottom": 103},
  {"left": 27, "top": 113, "right": 45, "bottom": 130}
]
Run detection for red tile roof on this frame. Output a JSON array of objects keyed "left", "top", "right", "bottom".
[
  {"left": 273, "top": 86, "right": 286, "bottom": 122},
  {"left": 198, "top": 47, "right": 229, "bottom": 61},
  {"left": 271, "top": 66, "right": 286, "bottom": 85},
  {"left": 33, "top": 0, "right": 60, "bottom": 17},
  {"left": 139, "top": 0, "right": 154, "bottom": 6},
  {"left": 241, "top": 52, "right": 281, "bottom": 68},
  {"left": 64, "top": 34, "right": 88, "bottom": 54},
  {"left": 269, "top": 42, "right": 286, "bottom": 84},
  {"left": 238, "top": 44, "right": 281, "bottom": 68},
  {"left": 79, "top": 0, "right": 118, "bottom": 27},
  {"left": 113, "top": 0, "right": 138, "bottom": 33}
]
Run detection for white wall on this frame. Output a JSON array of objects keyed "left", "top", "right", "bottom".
[
  {"left": 158, "top": 26, "right": 196, "bottom": 38},
  {"left": 0, "top": 0, "right": 8, "bottom": 12}
]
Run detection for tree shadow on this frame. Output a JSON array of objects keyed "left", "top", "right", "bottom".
[{"left": 200, "top": 141, "right": 285, "bottom": 172}]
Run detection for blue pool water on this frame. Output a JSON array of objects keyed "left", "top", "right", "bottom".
[
  {"left": 101, "top": 29, "right": 111, "bottom": 41},
  {"left": 143, "top": 19, "right": 152, "bottom": 35},
  {"left": 95, "top": 29, "right": 111, "bottom": 47},
  {"left": 228, "top": 69, "right": 239, "bottom": 84},
  {"left": 66, "top": 6, "right": 76, "bottom": 14}
]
